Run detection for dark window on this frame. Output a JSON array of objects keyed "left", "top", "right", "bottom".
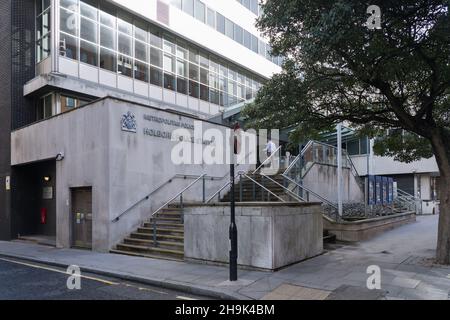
[
  {"left": 134, "top": 61, "right": 149, "bottom": 82},
  {"left": 177, "top": 77, "right": 188, "bottom": 94},
  {"left": 189, "top": 63, "right": 199, "bottom": 81},
  {"left": 209, "top": 89, "right": 219, "bottom": 105},
  {"left": 100, "top": 48, "right": 116, "bottom": 72},
  {"left": 80, "top": 40, "right": 98, "bottom": 66},
  {"left": 200, "top": 84, "right": 209, "bottom": 101},
  {"left": 150, "top": 47, "right": 163, "bottom": 67},
  {"left": 164, "top": 73, "right": 176, "bottom": 90},
  {"left": 189, "top": 80, "right": 199, "bottom": 98},
  {"left": 135, "top": 40, "right": 148, "bottom": 62},
  {"left": 150, "top": 67, "right": 163, "bottom": 86}
]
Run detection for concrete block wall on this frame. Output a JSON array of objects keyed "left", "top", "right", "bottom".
[
  {"left": 184, "top": 203, "right": 323, "bottom": 270},
  {"left": 11, "top": 97, "right": 253, "bottom": 252}
]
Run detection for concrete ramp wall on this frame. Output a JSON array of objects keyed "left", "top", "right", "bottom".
[{"left": 302, "top": 163, "right": 364, "bottom": 203}]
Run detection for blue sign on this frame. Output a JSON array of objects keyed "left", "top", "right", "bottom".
[
  {"left": 375, "top": 176, "right": 382, "bottom": 205},
  {"left": 368, "top": 175, "right": 375, "bottom": 205}
]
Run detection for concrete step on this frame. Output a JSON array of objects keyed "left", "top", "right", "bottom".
[
  {"left": 110, "top": 249, "right": 183, "bottom": 262},
  {"left": 137, "top": 227, "right": 184, "bottom": 235},
  {"left": 116, "top": 243, "right": 184, "bottom": 258},
  {"left": 123, "top": 237, "right": 184, "bottom": 249},
  {"left": 143, "top": 222, "right": 184, "bottom": 229},
  {"left": 151, "top": 216, "right": 182, "bottom": 222},
  {"left": 130, "top": 232, "right": 184, "bottom": 241}
]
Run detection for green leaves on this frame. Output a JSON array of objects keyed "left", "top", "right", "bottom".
[{"left": 248, "top": 0, "right": 450, "bottom": 162}]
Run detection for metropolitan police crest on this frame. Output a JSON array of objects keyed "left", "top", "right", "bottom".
[{"left": 121, "top": 111, "right": 137, "bottom": 133}]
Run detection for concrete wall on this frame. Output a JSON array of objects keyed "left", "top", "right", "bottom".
[
  {"left": 324, "top": 212, "right": 416, "bottom": 242},
  {"left": 351, "top": 154, "right": 439, "bottom": 176},
  {"left": 184, "top": 203, "right": 323, "bottom": 271},
  {"left": 11, "top": 97, "right": 253, "bottom": 252},
  {"left": 302, "top": 163, "right": 364, "bottom": 203}
]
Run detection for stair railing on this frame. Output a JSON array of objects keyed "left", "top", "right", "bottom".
[
  {"left": 240, "top": 172, "right": 286, "bottom": 202},
  {"left": 150, "top": 174, "right": 207, "bottom": 247},
  {"left": 253, "top": 145, "right": 282, "bottom": 174},
  {"left": 260, "top": 174, "right": 306, "bottom": 202},
  {"left": 112, "top": 173, "right": 217, "bottom": 223},
  {"left": 396, "top": 188, "right": 422, "bottom": 215}
]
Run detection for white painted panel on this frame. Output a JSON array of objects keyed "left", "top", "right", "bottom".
[
  {"left": 79, "top": 63, "right": 99, "bottom": 83},
  {"left": 176, "top": 93, "right": 188, "bottom": 108},
  {"left": 210, "top": 104, "right": 220, "bottom": 116},
  {"left": 199, "top": 101, "right": 210, "bottom": 114},
  {"left": 134, "top": 80, "right": 149, "bottom": 98},
  {"left": 99, "top": 69, "right": 117, "bottom": 88},
  {"left": 36, "top": 57, "right": 52, "bottom": 76},
  {"left": 149, "top": 85, "right": 163, "bottom": 101},
  {"left": 59, "top": 57, "right": 79, "bottom": 77},
  {"left": 118, "top": 75, "right": 133, "bottom": 92},
  {"left": 163, "top": 89, "right": 176, "bottom": 105},
  {"left": 188, "top": 97, "right": 199, "bottom": 112}
]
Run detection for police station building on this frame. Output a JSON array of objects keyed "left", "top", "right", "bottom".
[{"left": 0, "top": 0, "right": 282, "bottom": 252}]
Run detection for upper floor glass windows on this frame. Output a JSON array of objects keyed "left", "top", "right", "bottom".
[
  {"left": 236, "top": 0, "right": 261, "bottom": 16},
  {"left": 56, "top": 0, "right": 265, "bottom": 108},
  {"left": 170, "top": 0, "right": 282, "bottom": 66},
  {"left": 36, "top": 0, "right": 51, "bottom": 62}
]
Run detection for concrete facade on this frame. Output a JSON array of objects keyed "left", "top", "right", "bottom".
[
  {"left": 183, "top": 202, "right": 323, "bottom": 271},
  {"left": 11, "top": 97, "right": 252, "bottom": 251},
  {"left": 302, "top": 163, "right": 364, "bottom": 203}
]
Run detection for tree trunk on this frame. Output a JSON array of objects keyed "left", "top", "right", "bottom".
[{"left": 431, "top": 129, "right": 450, "bottom": 265}]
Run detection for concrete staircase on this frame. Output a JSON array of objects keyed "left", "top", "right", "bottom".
[
  {"left": 111, "top": 206, "right": 184, "bottom": 261},
  {"left": 220, "top": 174, "right": 289, "bottom": 202}
]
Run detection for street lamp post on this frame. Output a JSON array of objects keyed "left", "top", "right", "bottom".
[{"left": 229, "top": 123, "right": 240, "bottom": 281}]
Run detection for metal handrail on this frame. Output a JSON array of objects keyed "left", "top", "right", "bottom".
[
  {"left": 253, "top": 145, "right": 282, "bottom": 174},
  {"left": 112, "top": 173, "right": 216, "bottom": 223},
  {"left": 282, "top": 174, "right": 338, "bottom": 209},
  {"left": 260, "top": 174, "right": 306, "bottom": 202},
  {"left": 242, "top": 172, "right": 286, "bottom": 202},
  {"left": 151, "top": 174, "right": 207, "bottom": 217}
]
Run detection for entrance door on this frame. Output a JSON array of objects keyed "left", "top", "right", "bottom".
[{"left": 71, "top": 187, "right": 92, "bottom": 249}]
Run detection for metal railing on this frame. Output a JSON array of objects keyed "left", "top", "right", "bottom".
[
  {"left": 112, "top": 173, "right": 222, "bottom": 223},
  {"left": 253, "top": 145, "right": 282, "bottom": 174},
  {"left": 396, "top": 188, "right": 423, "bottom": 215},
  {"left": 150, "top": 174, "right": 207, "bottom": 246},
  {"left": 282, "top": 175, "right": 338, "bottom": 209}
]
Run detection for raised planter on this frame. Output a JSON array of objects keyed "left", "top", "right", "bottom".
[
  {"left": 324, "top": 211, "right": 416, "bottom": 242},
  {"left": 183, "top": 202, "right": 323, "bottom": 271}
]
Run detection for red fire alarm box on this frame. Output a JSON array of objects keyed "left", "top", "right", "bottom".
[{"left": 40, "top": 208, "right": 47, "bottom": 225}]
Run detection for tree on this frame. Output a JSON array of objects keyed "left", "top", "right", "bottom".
[{"left": 244, "top": 0, "right": 450, "bottom": 263}]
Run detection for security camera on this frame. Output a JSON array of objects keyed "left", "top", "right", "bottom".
[{"left": 56, "top": 152, "right": 65, "bottom": 161}]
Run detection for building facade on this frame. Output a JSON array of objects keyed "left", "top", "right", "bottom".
[{"left": 0, "top": 0, "right": 280, "bottom": 248}]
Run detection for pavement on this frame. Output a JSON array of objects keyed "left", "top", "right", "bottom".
[{"left": 1, "top": 215, "right": 450, "bottom": 300}]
